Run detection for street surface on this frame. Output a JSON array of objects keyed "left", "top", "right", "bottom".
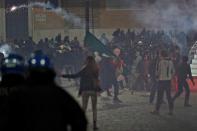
[{"left": 60, "top": 80, "right": 197, "bottom": 131}]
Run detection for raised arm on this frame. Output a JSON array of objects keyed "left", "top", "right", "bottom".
[{"left": 62, "top": 67, "right": 86, "bottom": 79}]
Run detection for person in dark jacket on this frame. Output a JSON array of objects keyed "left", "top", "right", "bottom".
[
  {"left": 0, "top": 52, "right": 87, "bottom": 131},
  {"left": 99, "top": 55, "right": 114, "bottom": 96},
  {"left": 0, "top": 53, "right": 26, "bottom": 131},
  {"left": 99, "top": 54, "right": 122, "bottom": 102},
  {"left": 0, "top": 54, "right": 25, "bottom": 106},
  {"left": 172, "top": 56, "right": 195, "bottom": 107},
  {"left": 149, "top": 53, "right": 160, "bottom": 104},
  {"left": 62, "top": 56, "right": 100, "bottom": 130}
]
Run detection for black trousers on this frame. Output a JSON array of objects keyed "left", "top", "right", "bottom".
[
  {"left": 156, "top": 80, "right": 173, "bottom": 112},
  {"left": 173, "top": 80, "right": 190, "bottom": 105},
  {"left": 149, "top": 80, "right": 158, "bottom": 103},
  {"left": 112, "top": 79, "right": 119, "bottom": 99}
]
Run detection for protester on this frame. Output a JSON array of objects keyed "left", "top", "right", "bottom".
[
  {"left": 99, "top": 54, "right": 113, "bottom": 96},
  {"left": 172, "top": 56, "right": 195, "bottom": 107},
  {"left": 151, "top": 50, "right": 175, "bottom": 115},
  {"left": 0, "top": 53, "right": 26, "bottom": 130},
  {"left": 62, "top": 56, "right": 100, "bottom": 130},
  {"left": 149, "top": 52, "right": 160, "bottom": 104}
]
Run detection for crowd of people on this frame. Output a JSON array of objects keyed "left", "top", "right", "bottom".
[
  {"left": 97, "top": 28, "right": 196, "bottom": 116},
  {"left": 97, "top": 28, "right": 196, "bottom": 93},
  {"left": 0, "top": 28, "right": 196, "bottom": 130},
  {"left": 0, "top": 28, "right": 196, "bottom": 99},
  {"left": 0, "top": 34, "right": 86, "bottom": 73},
  {"left": 1, "top": 28, "right": 197, "bottom": 80}
]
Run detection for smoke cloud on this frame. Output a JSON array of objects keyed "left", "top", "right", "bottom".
[
  {"left": 134, "top": 0, "right": 197, "bottom": 32},
  {"left": 0, "top": 44, "right": 12, "bottom": 57},
  {"left": 8, "top": 2, "right": 84, "bottom": 27}
]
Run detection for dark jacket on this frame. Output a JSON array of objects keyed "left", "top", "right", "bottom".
[
  {"left": 99, "top": 58, "right": 117, "bottom": 89},
  {"left": 0, "top": 74, "right": 25, "bottom": 107},
  {"left": 177, "top": 62, "right": 193, "bottom": 82},
  {"left": 0, "top": 71, "right": 87, "bottom": 131},
  {"left": 62, "top": 65, "right": 99, "bottom": 94}
]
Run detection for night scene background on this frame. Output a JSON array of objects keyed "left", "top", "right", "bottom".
[{"left": 0, "top": 0, "right": 197, "bottom": 131}]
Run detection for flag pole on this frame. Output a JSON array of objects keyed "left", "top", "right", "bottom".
[
  {"left": 91, "top": 0, "right": 95, "bottom": 34},
  {"left": 85, "top": 0, "right": 90, "bottom": 33}
]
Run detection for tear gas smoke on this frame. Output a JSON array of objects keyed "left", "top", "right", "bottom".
[
  {"left": 8, "top": 2, "right": 83, "bottom": 27},
  {"left": 0, "top": 44, "right": 12, "bottom": 57},
  {"left": 134, "top": 0, "right": 197, "bottom": 32},
  {"left": 124, "top": 0, "right": 197, "bottom": 55}
]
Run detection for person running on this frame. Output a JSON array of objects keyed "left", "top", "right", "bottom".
[{"left": 172, "top": 56, "right": 195, "bottom": 107}]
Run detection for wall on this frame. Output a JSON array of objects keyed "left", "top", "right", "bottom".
[
  {"left": 0, "top": 0, "right": 6, "bottom": 41},
  {"left": 31, "top": 8, "right": 67, "bottom": 42},
  {"left": 30, "top": 0, "right": 145, "bottom": 42},
  {"left": 62, "top": 0, "right": 144, "bottom": 29},
  {"left": 98, "top": 9, "right": 144, "bottom": 28}
]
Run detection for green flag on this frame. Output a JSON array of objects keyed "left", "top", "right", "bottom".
[{"left": 84, "top": 31, "right": 115, "bottom": 57}]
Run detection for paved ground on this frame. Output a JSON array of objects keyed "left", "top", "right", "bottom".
[{"left": 60, "top": 80, "right": 197, "bottom": 131}]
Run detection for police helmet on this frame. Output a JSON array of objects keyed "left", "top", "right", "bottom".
[
  {"left": 1, "top": 53, "right": 25, "bottom": 75},
  {"left": 27, "top": 51, "right": 55, "bottom": 83},
  {"left": 28, "top": 50, "right": 53, "bottom": 70}
]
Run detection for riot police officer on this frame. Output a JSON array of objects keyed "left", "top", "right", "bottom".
[
  {"left": 0, "top": 53, "right": 26, "bottom": 106},
  {"left": 1, "top": 51, "right": 87, "bottom": 131},
  {"left": 0, "top": 53, "right": 26, "bottom": 131}
]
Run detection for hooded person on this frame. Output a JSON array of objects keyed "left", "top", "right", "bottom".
[{"left": 0, "top": 51, "right": 87, "bottom": 131}]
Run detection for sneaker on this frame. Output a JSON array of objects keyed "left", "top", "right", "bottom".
[
  {"left": 93, "top": 126, "right": 99, "bottom": 130},
  {"left": 168, "top": 111, "right": 173, "bottom": 116},
  {"left": 150, "top": 110, "right": 160, "bottom": 115},
  {"left": 124, "top": 88, "right": 129, "bottom": 91},
  {"left": 107, "top": 92, "right": 112, "bottom": 97},
  {"left": 113, "top": 98, "right": 122, "bottom": 103},
  {"left": 149, "top": 102, "right": 154, "bottom": 105},
  {"left": 184, "top": 104, "right": 192, "bottom": 107},
  {"left": 93, "top": 121, "right": 99, "bottom": 130}
]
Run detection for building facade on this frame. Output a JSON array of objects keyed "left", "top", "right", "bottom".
[
  {"left": 0, "top": 0, "right": 147, "bottom": 42},
  {"left": 0, "top": 0, "right": 6, "bottom": 41}
]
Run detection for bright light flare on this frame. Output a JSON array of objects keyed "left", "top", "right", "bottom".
[{"left": 10, "top": 6, "right": 17, "bottom": 12}]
